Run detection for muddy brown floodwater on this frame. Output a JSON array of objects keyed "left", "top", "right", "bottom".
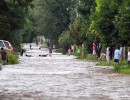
[{"left": 0, "top": 43, "right": 130, "bottom": 100}]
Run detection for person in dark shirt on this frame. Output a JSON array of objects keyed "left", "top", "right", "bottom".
[
  {"left": 0, "top": 48, "right": 7, "bottom": 65},
  {"left": 20, "top": 48, "right": 24, "bottom": 56},
  {"left": 48, "top": 44, "right": 53, "bottom": 57},
  {"left": 30, "top": 44, "right": 32, "bottom": 50}
]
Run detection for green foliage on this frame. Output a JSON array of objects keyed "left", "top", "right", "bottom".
[
  {"left": 97, "top": 59, "right": 130, "bottom": 74},
  {"left": 9, "top": 30, "right": 23, "bottom": 51},
  {"left": 119, "top": 69, "right": 130, "bottom": 74},
  {"left": 90, "top": 0, "right": 120, "bottom": 46},
  {"left": 76, "top": 48, "right": 86, "bottom": 59},
  {"left": 96, "top": 61, "right": 109, "bottom": 66},
  {"left": 114, "top": 0, "right": 130, "bottom": 46},
  {"left": 114, "top": 61, "right": 130, "bottom": 74},
  {"left": 76, "top": 0, "right": 96, "bottom": 51},
  {"left": 69, "top": 18, "right": 81, "bottom": 45},
  {"left": 22, "top": 17, "right": 34, "bottom": 43},
  {"left": 7, "top": 52, "right": 19, "bottom": 64},
  {"left": 0, "top": 0, "right": 34, "bottom": 52},
  {"left": 1, "top": 0, "right": 130, "bottom": 61},
  {"left": 0, "top": 0, "right": 34, "bottom": 38},
  {"left": 86, "top": 54, "right": 98, "bottom": 62},
  {"left": 96, "top": 60, "right": 115, "bottom": 66},
  {"left": 41, "top": 43, "right": 48, "bottom": 48},
  {"left": 59, "top": 30, "right": 73, "bottom": 53},
  {"left": 30, "top": 0, "right": 76, "bottom": 45},
  {"left": 69, "top": 18, "right": 88, "bottom": 46}
]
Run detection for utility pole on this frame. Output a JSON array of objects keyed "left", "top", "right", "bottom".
[{"left": 76, "top": 0, "right": 80, "bottom": 17}]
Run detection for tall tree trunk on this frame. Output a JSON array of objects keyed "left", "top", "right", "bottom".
[{"left": 110, "top": 46, "right": 114, "bottom": 60}]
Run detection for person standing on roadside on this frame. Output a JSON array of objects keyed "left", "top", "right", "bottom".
[
  {"left": 48, "top": 44, "right": 53, "bottom": 57},
  {"left": 92, "top": 42, "right": 97, "bottom": 57},
  {"left": 114, "top": 47, "right": 120, "bottom": 65},
  {"left": 0, "top": 48, "right": 7, "bottom": 65},
  {"left": 20, "top": 48, "right": 24, "bottom": 56},
  {"left": 30, "top": 44, "right": 32, "bottom": 50},
  {"left": 68, "top": 48, "right": 71, "bottom": 56},
  {"left": 106, "top": 47, "right": 110, "bottom": 65},
  {"left": 127, "top": 49, "right": 130, "bottom": 65}
]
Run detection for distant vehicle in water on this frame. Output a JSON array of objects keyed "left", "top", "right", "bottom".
[{"left": 0, "top": 40, "right": 14, "bottom": 52}]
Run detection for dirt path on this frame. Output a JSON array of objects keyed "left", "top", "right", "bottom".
[{"left": 0, "top": 44, "right": 130, "bottom": 100}]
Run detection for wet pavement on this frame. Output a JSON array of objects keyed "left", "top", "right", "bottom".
[{"left": 0, "top": 44, "right": 130, "bottom": 100}]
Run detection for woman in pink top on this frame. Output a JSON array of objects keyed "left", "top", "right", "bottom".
[{"left": 68, "top": 48, "right": 71, "bottom": 56}]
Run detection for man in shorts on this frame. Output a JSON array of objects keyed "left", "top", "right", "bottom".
[{"left": 114, "top": 47, "right": 120, "bottom": 65}]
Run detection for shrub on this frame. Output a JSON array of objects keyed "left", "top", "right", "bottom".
[{"left": 7, "top": 52, "right": 19, "bottom": 64}]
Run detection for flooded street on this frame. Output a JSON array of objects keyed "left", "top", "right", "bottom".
[{"left": 0, "top": 44, "right": 130, "bottom": 100}]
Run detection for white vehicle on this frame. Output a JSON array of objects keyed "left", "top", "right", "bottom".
[{"left": 0, "top": 40, "right": 13, "bottom": 52}]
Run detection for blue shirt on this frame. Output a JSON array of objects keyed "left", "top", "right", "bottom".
[{"left": 114, "top": 49, "right": 120, "bottom": 59}]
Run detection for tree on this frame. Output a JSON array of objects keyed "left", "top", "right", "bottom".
[
  {"left": 30, "top": 0, "right": 77, "bottom": 45},
  {"left": 0, "top": 0, "right": 34, "bottom": 49},
  {"left": 69, "top": 18, "right": 83, "bottom": 46},
  {"left": 69, "top": 0, "right": 96, "bottom": 53},
  {"left": 58, "top": 30, "right": 73, "bottom": 53},
  {"left": 114, "top": 0, "right": 130, "bottom": 46},
  {"left": 90, "top": 0, "right": 122, "bottom": 47}
]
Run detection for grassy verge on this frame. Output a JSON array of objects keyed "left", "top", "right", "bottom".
[
  {"left": 83, "top": 53, "right": 130, "bottom": 74},
  {"left": 114, "top": 61, "right": 130, "bottom": 74},
  {"left": 96, "top": 59, "right": 115, "bottom": 66},
  {"left": 96, "top": 58, "right": 130, "bottom": 74},
  {"left": 85, "top": 54, "right": 99, "bottom": 62}
]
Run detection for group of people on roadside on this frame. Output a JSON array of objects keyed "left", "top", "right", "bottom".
[
  {"left": 92, "top": 42, "right": 130, "bottom": 65},
  {"left": 67, "top": 46, "right": 81, "bottom": 56}
]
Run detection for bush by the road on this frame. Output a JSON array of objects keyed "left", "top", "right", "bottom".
[
  {"left": 114, "top": 61, "right": 130, "bottom": 74},
  {"left": 7, "top": 52, "right": 19, "bottom": 64}
]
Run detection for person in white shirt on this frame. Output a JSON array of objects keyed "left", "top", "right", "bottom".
[
  {"left": 128, "top": 49, "right": 130, "bottom": 65},
  {"left": 106, "top": 47, "right": 110, "bottom": 65}
]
